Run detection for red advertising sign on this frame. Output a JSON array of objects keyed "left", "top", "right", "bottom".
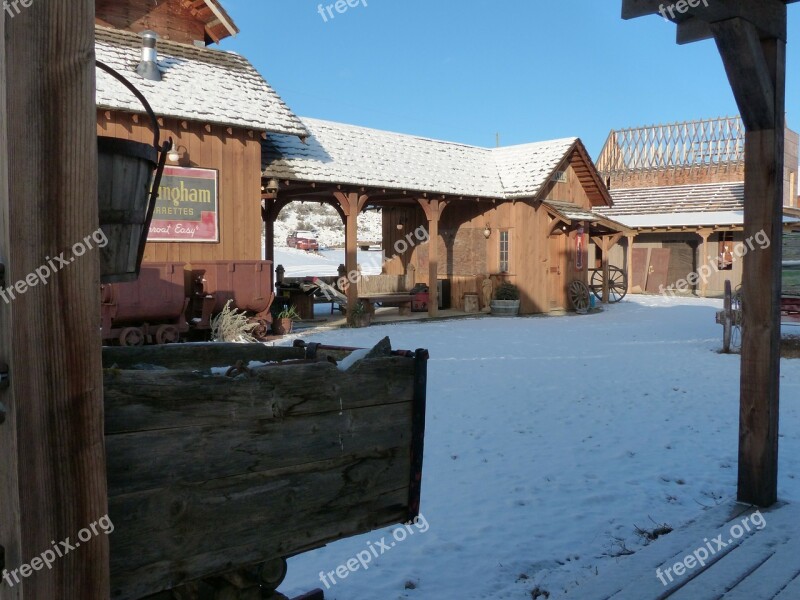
[{"left": 149, "top": 166, "right": 219, "bottom": 242}]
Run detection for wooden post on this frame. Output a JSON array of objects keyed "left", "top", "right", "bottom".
[
  {"left": 334, "top": 192, "right": 368, "bottom": 323},
  {"left": 262, "top": 200, "right": 275, "bottom": 264},
  {"left": 0, "top": 1, "right": 110, "bottom": 597},
  {"left": 262, "top": 198, "right": 290, "bottom": 265},
  {"left": 620, "top": 0, "right": 792, "bottom": 509},
  {"left": 698, "top": 228, "right": 712, "bottom": 298},
  {"left": 418, "top": 199, "right": 441, "bottom": 317},
  {"left": 625, "top": 234, "right": 635, "bottom": 294},
  {"left": 712, "top": 18, "right": 785, "bottom": 507}
]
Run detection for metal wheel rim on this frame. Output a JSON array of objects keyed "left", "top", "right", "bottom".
[
  {"left": 568, "top": 280, "right": 591, "bottom": 312},
  {"left": 120, "top": 327, "right": 144, "bottom": 347}
]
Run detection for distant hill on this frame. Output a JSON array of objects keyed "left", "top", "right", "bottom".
[{"left": 268, "top": 202, "right": 382, "bottom": 249}]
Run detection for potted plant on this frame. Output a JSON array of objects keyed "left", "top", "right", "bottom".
[
  {"left": 491, "top": 282, "right": 521, "bottom": 316},
  {"left": 350, "top": 300, "right": 372, "bottom": 328},
  {"left": 272, "top": 305, "right": 300, "bottom": 335}
]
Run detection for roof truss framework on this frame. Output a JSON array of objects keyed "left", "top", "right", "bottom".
[{"left": 596, "top": 116, "right": 746, "bottom": 180}]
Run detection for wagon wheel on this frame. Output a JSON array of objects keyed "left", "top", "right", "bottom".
[
  {"left": 119, "top": 327, "right": 144, "bottom": 346},
  {"left": 568, "top": 280, "right": 591, "bottom": 313},
  {"left": 590, "top": 266, "right": 628, "bottom": 303},
  {"left": 257, "top": 557, "right": 288, "bottom": 593},
  {"left": 155, "top": 324, "right": 180, "bottom": 345}
]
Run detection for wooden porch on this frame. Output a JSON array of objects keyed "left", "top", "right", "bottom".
[{"left": 559, "top": 500, "right": 800, "bottom": 600}]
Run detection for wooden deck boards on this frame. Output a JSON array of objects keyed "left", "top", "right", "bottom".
[{"left": 559, "top": 500, "right": 800, "bottom": 600}]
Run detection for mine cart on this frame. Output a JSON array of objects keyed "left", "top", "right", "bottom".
[{"left": 102, "top": 338, "right": 428, "bottom": 599}]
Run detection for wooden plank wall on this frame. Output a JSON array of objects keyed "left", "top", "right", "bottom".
[
  {"left": 95, "top": 0, "right": 206, "bottom": 44},
  {"left": 104, "top": 355, "right": 419, "bottom": 599},
  {"left": 97, "top": 111, "right": 263, "bottom": 264}
]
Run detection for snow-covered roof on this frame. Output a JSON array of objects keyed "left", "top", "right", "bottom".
[
  {"left": 595, "top": 182, "right": 800, "bottom": 228},
  {"left": 544, "top": 201, "right": 598, "bottom": 222},
  {"left": 264, "top": 118, "right": 586, "bottom": 200},
  {"left": 95, "top": 27, "right": 307, "bottom": 137},
  {"left": 493, "top": 139, "right": 580, "bottom": 199}
]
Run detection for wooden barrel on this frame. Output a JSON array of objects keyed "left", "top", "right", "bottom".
[
  {"left": 490, "top": 299, "right": 520, "bottom": 316},
  {"left": 98, "top": 136, "right": 158, "bottom": 283}
]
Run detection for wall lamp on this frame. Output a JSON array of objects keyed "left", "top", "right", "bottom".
[
  {"left": 167, "top": 144, "right": 188, "bottom": 164},
  {"left": 483, "top": 224, "right": 492, "bottom": 239},
  {"left": 264, "top": 178, "right": 280, "bottom": 194}
]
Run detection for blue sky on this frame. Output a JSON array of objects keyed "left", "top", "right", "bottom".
[{"left": 219, "top": 1, "right": 800, "bottom": 157}]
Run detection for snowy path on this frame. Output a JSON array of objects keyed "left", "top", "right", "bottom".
[{"left": 278, "top": 296, "right": 800, "bottom": 600}]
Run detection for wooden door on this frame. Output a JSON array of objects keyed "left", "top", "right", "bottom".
[
  {"left": 645, "top": 248, "right": 671, "bottom": 293},
  {"left": 665, "top": 242, "right": 696, "bottom": 292},
  {"left": 631, "top": 248, "right": 649, "bottom": 292},
  {"left": 548, "top": 234, "right": 567, "bottom": 309}
]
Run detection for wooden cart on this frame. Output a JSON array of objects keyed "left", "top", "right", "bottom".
[{"left": 102, "top": 339, "right": 427, "bottom": 599}]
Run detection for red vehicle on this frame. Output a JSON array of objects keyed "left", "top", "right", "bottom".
[{"left": 286, "top": 230, "right": 319, "bottom": 251}]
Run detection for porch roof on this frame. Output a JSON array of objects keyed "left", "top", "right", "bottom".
[
  {"left": 595, "top": 181, "right": 744, "bottom": 228},
  {"left": 263, "top": 118, "right": 600, "bottom": 202}
]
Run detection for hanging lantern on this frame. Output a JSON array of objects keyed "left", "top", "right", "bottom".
[{"left": 96, "top": 61, "right": 172, "bottom": 283}]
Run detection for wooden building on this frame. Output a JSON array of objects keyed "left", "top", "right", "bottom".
[
  {"left": 591, "top": 117, "right": 800, "bottom": 296},
  {"left": 264, "top": 118, "right": 623, "bottom": 315},
  {"left": 95, "top": 0, "right": 307, "bottom": 265}
]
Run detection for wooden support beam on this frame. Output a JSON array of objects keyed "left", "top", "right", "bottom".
[
  {"left": 0, "top": 2, "right": 110, "bottom": 597},
  {"left": 623, "top": 0, "right": 789, "bottom": 41},
  {"left": 715, "top": 25, "right": 785, "bottom": 506},
  {"left": 625, "top": 234, "right": 635, "bottom": 294},
  {"left": 418, "top": 199, "right": 442, "bottom": 317},
  {"left": 697, "top": 228, "right": 713, "bottom": 298},
  {"left": 712, "top": 18, "right": 777, "bottom": 130},
  {"left": 334, "top": 192, "right": 361, "bottom": 322}
]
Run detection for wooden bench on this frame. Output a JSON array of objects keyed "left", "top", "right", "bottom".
[{"left": 359, "top": 293, "right": 415, "bottom": 316}]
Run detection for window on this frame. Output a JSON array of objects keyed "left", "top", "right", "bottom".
[
  {"left": 499, "top": 231, "right": 509, "bottom": 273},
  {"left": 718, "top": 232, "right": 734, "bottom": 271}
]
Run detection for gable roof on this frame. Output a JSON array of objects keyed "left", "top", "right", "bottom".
[
  {"left": 95, "top": 0, "right": 239, "bottom": 45},
  {"left": 264, "top": 118, "right": 608, "bottom": 203},
  {"left": 95, "top": 27, "right": 307, "bottom": 137},
  {"left": 186, "top": 0, "right": 239, "bottom": 43}
]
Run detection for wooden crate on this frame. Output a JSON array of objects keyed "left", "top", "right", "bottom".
[{"left": 102, "top": 341, "right": 427, "bottom": 599}]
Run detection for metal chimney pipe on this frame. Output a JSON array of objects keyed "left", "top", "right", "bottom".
[{"left": 136, "top": 30, "right": 162, "bottom": 82}]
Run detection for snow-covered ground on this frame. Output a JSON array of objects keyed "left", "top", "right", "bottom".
[
  {"left": 273, "top": 247, "right": 385, "bottom": 277},
  {"left": 277, "top": 296, "right": 800, "bottom": 600}
]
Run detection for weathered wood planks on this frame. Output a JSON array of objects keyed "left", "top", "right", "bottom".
[{"left": 104, "top": 342, "right": 427, "bottom": 599}]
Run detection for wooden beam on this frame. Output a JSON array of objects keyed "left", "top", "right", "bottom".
[
  {"left": 737, "top": 35, "right": 785, "bottom": 504},
  {"left": 712, "top": 18, "right": 777, "bottom": 130},
  {"left": 418, "top": 199, "right": 441, "bottom": 317},
  {"left": 697, "top": 228, "right": 713, "bottom": 298},
  {"left": 625, "top": 234, "right": 635, "bottom": 294},
  {"left": 623, "top": 0, "right": 788, "bottom": 41},
  {"left": 0, "top": 1, "right": 110, "bottom": 597}
]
